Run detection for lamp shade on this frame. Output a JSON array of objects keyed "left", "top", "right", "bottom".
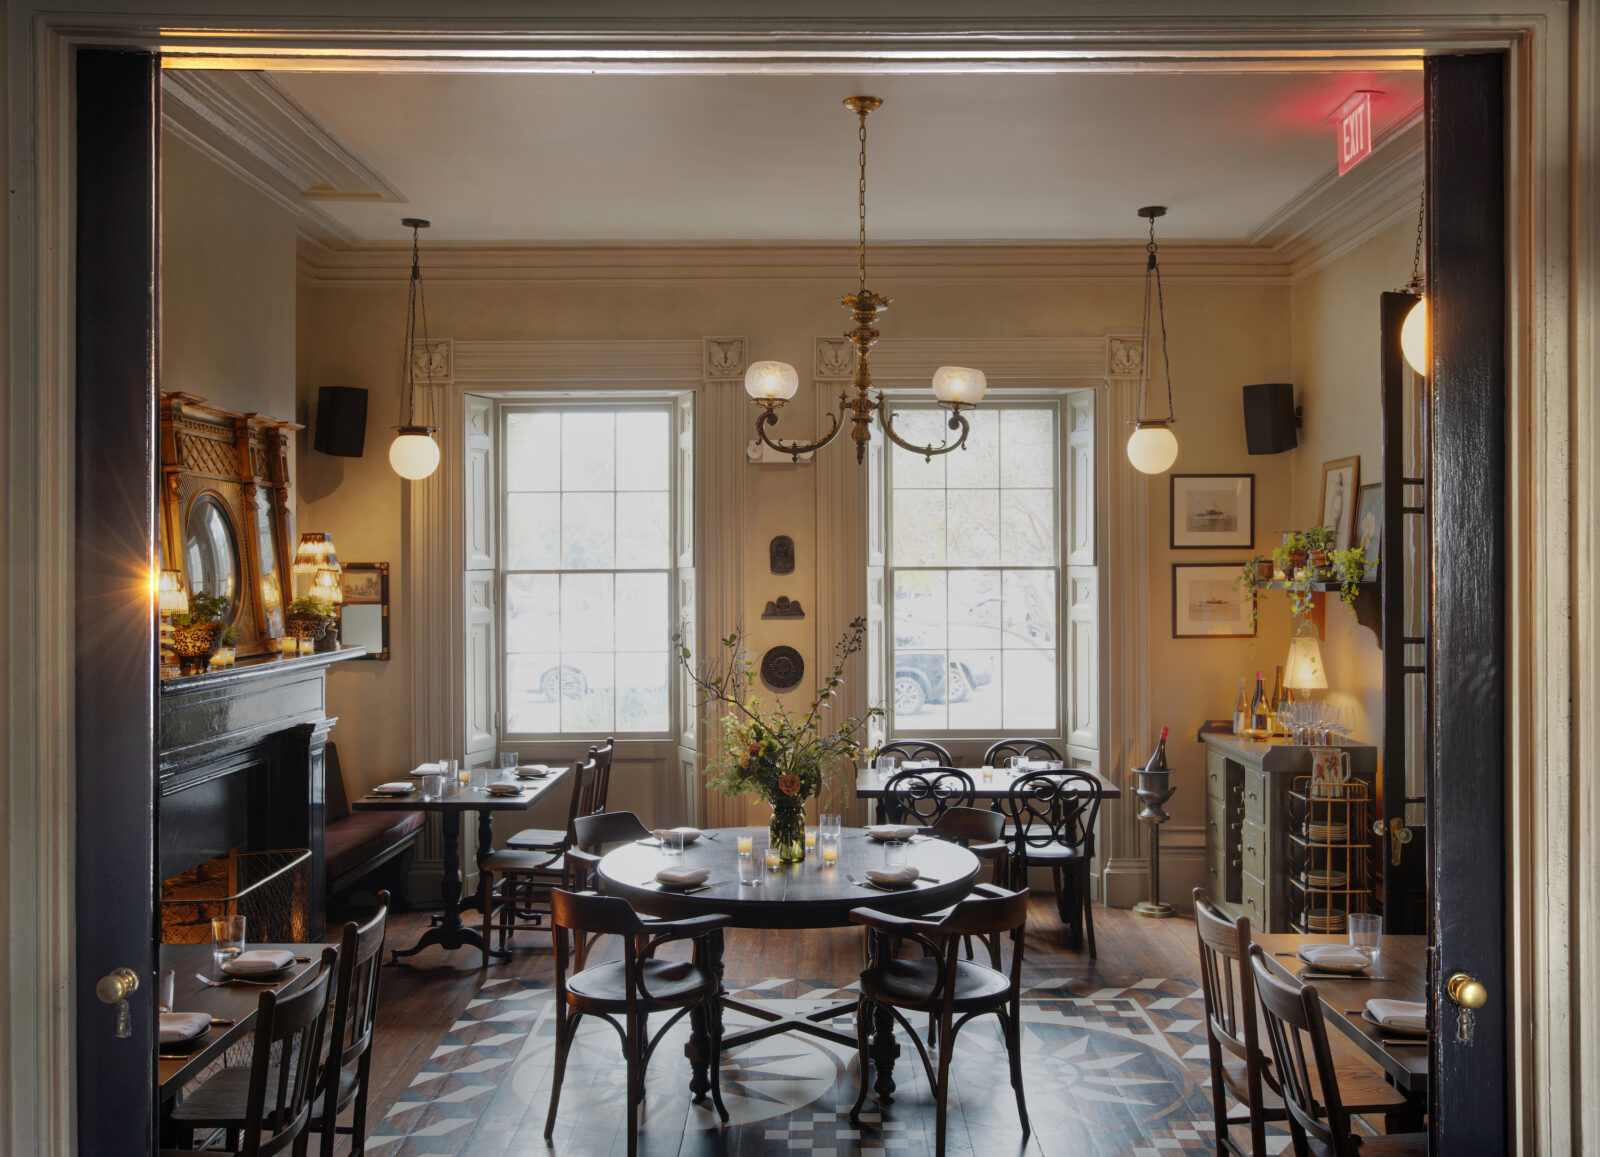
[
  {"left": 1126, "top": 420, "right": 1179, "bottom": 475},
  {"left": 311, "top": 567, "right": 344, "bottom": 605},
  {"left": 744, "top": 360, "right": 799, "bottom": 403},
  {"left": 931, "top": 365, "right": 987, "bottom": 406},
  {"left": 292, "top": 532, "right": 340, "bottom": 575},
  {"left": 158, "top": 569, "right": 189, "bottom": 615},
  {"left": 1284, "top": 635, "right": 1328, "bottom": 691},
  {"left": 389, "top": 430, "right": 441, "bottom": 480},
  {"left": 1400, "top": 295, "right": 1428, "bottom": 376}
]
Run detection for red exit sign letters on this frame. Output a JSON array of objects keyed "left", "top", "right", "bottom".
[{"left": 1330, "top": 90, "right": 1378, "bottom": 175}]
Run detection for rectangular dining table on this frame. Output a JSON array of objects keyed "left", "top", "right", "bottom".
[
  {"left": 1254, "top": 931, "right": 1428, "bottom": 1130},
  {"left": 352, "top": 766, "right": 570, "bottom": 962},
  {"left": 855, "top": 763, "right": 1122, "bottom": 822}
]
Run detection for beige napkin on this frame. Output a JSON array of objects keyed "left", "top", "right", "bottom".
[
  {"left": 655, "top": 866, "right": 711, "bottom": 887},
  {"left": 486, "top": 782, "right": 522, "bottom": 796},
  {"left": 373, "top": 782, "right": 416, "bottom": 794},
  {"left": 222, "top": 949, "right": 293, "bottom": 975},
  {"left": 159, "top": 1012, "right": 211, "bottom": 1043},
  {"left": 1367, "top": 999, "right": 1427, "bottom": 1033},
  {"left": 1299, "top": 944, "right": 1372, "bottom": 970},
  {"left": 652, "top": 826, "right": 701, "bottom": 844},
  {"left": 865, "top": 865, "right": 920, "bottom": 887},
  {"left": 865, "top": 825, "right": 917, "bottom": 842}
]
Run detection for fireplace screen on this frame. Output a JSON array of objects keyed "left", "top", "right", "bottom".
[{"left": 160, "top": 848, "right": 311, "bottom": 944}]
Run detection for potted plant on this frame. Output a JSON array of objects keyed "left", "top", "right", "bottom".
[
  {"left": 1330, "top": 546, "right": 1369, "bottom": 614},
  {"left": 170, "top": 592, "right": 229, "bottom": 675},
  {"left": 1236, "top": 557, "right": 1269, "bottom": 636},
  {"left": 1302, "top": 524, "right": 1337, "bottom": 577},
  {"left": 285, "top": 594, "right": 333, "bottom": 640},
  {"left": 680, "top": 619, "right": 881, "bottom": 862},
  {"left": 1272, "top": 531, "right": 1306, "bottom": 582}
]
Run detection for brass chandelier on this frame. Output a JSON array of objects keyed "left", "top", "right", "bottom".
[{"left": 745, "top": 95, "right": 987, "bottom": 464}]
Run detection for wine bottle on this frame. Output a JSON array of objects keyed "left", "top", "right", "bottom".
[
  {"left": 1232, "top": 676, "right": 1248, "bottom": 735},
  {"left": 1272, "top": 665, "right": 1291, "bottom": 734},
  {"left": 1269, "top": 665, "right": 1285, "bottom": 733},
  {"left": 1143, "top": 726, "right": 1170, "bottom": 774},
  {"left": 1249, "top": 670, "right": 1269, "bottom": 733}
]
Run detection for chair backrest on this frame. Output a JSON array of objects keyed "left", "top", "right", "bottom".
[
  {"left": 921, "top": 804, "right": 1004, "bottom": 845},
  {"left": 1191, "top": 888, "right": 1270, "bottom": 1087},
  {"left": 557, "top": 756, "right": 599, "bottom": 848},
  {"left": 243, "top": 948, "right": 338, "bottom": 1157},
  {"left": 567, "top": 810, "right": 653, "bottom": 887},
  {"left": 588, "top": 736, "right": 616, "bottom": 814},
  {"left": 878, "top": 739, "right": 954, "bottom": 766},
  {"left": 327, "top": 892, "right": 390, "bottom": 1076},
  {"left": 882, "top": 767, "right": 975, "bottom": 824},
  {"left": 549, "top": 888, "right": 645, "bottom": 990},
  {"left": 998, "top": 770, "right": 1102, "bottom": 852},
  {"left": 1249, "top": 944, "right": 1354, "bottom": 1155},
  {"left": 909, "top": 886, "right": 1030, "bottom": 1010},
  {"left": 983, "top": 738, "right": 1064, "bottom": 768}
]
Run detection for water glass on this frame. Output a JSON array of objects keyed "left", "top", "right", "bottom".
[
  {"left": 1348, "top": 912, "right": 1383, "bottom": 963},
  {"left": 159, "top": 968, "right": 176, "bottom": 1013},
  {"left": 1008, "top": 755, "right": 1026, "bottom": 776},
  {"left": 421, "top": 772, "right": 445, "bottom": 800},
  {"left": 875, "top": 754, "right": 899, "bottom": 780},
  {"left": 211, "top": 914, "right": 246, "bottom": 971},
  {"left": 820, "top": 813, "right": 843, "bottom": 844},
  {"left": 661, "top": 830, "right": 684, "bottom": 857},
  {"left": 883, "top": 840, "right": 907, "bottom": 868},
  {"left": 738, "top": 853, "right": 762, "bottom": 886},
  {"left": 499, "top": 751, "right": 519, "bottom": 772},
  {"left": 736, "top": 833, "right": 754, "bottom": 857}
]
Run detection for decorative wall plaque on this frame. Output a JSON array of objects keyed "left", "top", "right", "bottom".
[
  {"left": 761, "top": 596, "right": 805, "bottom": 620},
  {"left": 769, "top": 535, "right": 795, "bottom": 575},
  {"left": 760, "top": 646, "right": 805, "bottom": 690}
]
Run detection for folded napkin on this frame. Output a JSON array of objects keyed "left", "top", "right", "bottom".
[
  {"left": 865, "top": 866, "right": 920, "bottom": 887},
  {"left": 652, "top": 826, "right": 701, "bottom": 844},
  {"left": 515, "top": 765, "right": 550, "bottom": 778},
  {"left": 486, "top": 782, "right": 522, "bottom": 796},
  {"left": 372, "top": 781, "right": 417, "bottom": 794},
  {"left": 406, "top": 763, "right": 442, "bottom": 777},
  {"left": 1298, "top": 944, "right": 1373, "bottom": 970},
  {"left": 865, "top": 824, "right": 917, "bottom": 842},
  {"left": 222, "top": 949, "right": 294, "bottom": 975},
  {"left": 655, "top": 866, "right": 711, "bottom": 887},
  {"left": 1367, "top": 999, "right": 1427, "bottom": 1033},
  {"left": 159, "top": 1012, "right": 211, "bottom": 1044},
  {"left": 902, "top": 759, "right": 939, "bottom": 769}
]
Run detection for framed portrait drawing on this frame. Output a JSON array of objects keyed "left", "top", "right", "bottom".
[
  {"left": 1170, "top": 473, "right": 1255, "bottom": 549},
  {"left": 338, "top": 562, "right": 390, "bottom": 660},
  {"left": 1354, "top": 483, "right": 1383, "bottom": 578},
  {"left": 1318, "top": 455, "right": 1362, "bottom": 548},
  {"left": 1173, "top": 563, "right": 1256, "bottom": 638}
]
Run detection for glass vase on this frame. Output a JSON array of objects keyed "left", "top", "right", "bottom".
[{"left": 768, "top": 800, "right": 807, "bottom": 863}]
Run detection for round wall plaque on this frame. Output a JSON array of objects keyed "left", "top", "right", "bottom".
[{"left": 760, "top": 645, "right": 805, "bottom": 690}]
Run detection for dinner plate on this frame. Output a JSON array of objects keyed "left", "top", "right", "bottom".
[{"left": 1361, "top": 1008, "right": 1428, "bottom": 1037}]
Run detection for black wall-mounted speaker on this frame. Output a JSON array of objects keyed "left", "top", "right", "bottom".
[
  {"left": 314, "top": 386, "right": 368, "bottom": 458},
  {"left": 1242, "top": 382, "right": 1299, "bottom": 455}
]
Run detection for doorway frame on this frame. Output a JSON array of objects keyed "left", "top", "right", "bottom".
[{"left": 1, "top": 4, "right": 1589, "bottom": 1155}]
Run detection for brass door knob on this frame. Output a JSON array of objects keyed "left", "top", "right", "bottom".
[
  {"left": 1447, "top": 972, "right": 1488, "bottom": 1010},
  {"left": 95, "top": 967, "right": 139, "bottom": 1005}
]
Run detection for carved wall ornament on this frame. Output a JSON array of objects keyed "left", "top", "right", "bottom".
[
  {"left": 761, "top": 596, "right": 805, "bottom": 620},
  {"left": 760, "top": 645, "right": 805, "bottom": 691},
  {"left": 814, "top": 336, "right": 856, "bottom": 379},
  {"left": 769, "top": 534, "right": 795, "bottom": 574},
  {"left": 1108, "top": 336, "right": 1145, "bottom": 378},
  {"left": 411, "top": 339, "right": 453, "bottom": 383},
  {"left": 702, "top": 336, "right": 748, "bottom": 379}
]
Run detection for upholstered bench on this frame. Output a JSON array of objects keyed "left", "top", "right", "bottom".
[{"left": 325, "top": 742, "right": 421, "bottom": 910}]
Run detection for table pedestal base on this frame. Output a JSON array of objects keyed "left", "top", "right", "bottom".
[{"left": 389, "top": 810, "right": 511, "bottom": 963}]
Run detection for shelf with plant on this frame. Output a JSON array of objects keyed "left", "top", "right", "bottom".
[
  {"left": 170, "top": 592, "right": 229, "bottom": 675},
  {"left": 285, "top": 594, "right": 334, "bottom": 640}
]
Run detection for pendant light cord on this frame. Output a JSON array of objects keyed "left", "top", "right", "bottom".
[
  {"left": 401, "top": 222, "right": 437, "bottom": 431},
  {"left": 1139, "top": 213, "right": 1175, "bottom": 423},
  {"left": 1409, "top": 190, "right": 1425, "bottom": 289}
]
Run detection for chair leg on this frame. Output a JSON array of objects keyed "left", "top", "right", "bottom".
[
  {"left": 848, "top": 997, "right": 873, "bottom": 1124},
  {"left": 1005, "top": 1002, "right": 1031, "bottom": 1137},
  {"left": 934, "top": 1011, "right": 954, "bottom": 1157},
  {"left": 544, "top": 1006, "right": 577, "bottom": 1140},
  {"left": 479, "top": 870, "right": 493, "bottom": 970},
  {"left": 625, "top": 1012, "right": 642, "bottom": 1157},
  {"left": 1079, "top": 860, "right": 1097, "bottom": 959},
  {"left": 350, "top": 1051, "right": 373, "bottom": 1157},
  {"left": 707, "top": 992, "right": 730, "bottom": 1124}
]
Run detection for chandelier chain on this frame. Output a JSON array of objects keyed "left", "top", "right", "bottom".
[
  {"left": 857, "top": 107, "right": 869, "bottom": 291},
  {"left": 1410, "top": 190, "right": 1425, "bottom": 286}
]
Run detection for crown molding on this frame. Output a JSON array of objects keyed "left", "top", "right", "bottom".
[{"left": 161, "top": 70, "right": 405, "bottom": 247}]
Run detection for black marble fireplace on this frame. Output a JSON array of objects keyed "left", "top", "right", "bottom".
[{"left": 158, "top": 647, "right": 361, "bottom": 939}]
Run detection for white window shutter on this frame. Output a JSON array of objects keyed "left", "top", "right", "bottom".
[
  {"left": 463, "top": 394, "right": 497, "bottom": 765},
  {"left": 1064, "top": 389, "right": 1099, "bottom": 763}
]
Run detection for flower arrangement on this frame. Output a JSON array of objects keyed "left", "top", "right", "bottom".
[{"left": 679, "top": 617, "right": 881, "bottom": 861}]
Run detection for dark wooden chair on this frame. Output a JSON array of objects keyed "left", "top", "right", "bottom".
[
  {"left": 477, "top": 755, "right": 597, "bottom": 966},
  {"left": 982, "top": 738, "right": 1064, "bottom": 768},
  {"left": 588, "top": 735, "right": 617, "bottom": 815},
  {"left": 996, "top": 770, "right": 1101, "bottom": 957},
  {"left": 1194, "top": 889, "right": 1407, "bottom": 1156},
  {"left": 564, "top": 809, "right": 656, "bottom": 968},
  {"left": 917, "top": 805, "right": 1009, "bottom": 971},
  {"left": 544, "top": 888, "right": 732, "bottom": 1156},
  {"left": 1248, "top": 945, "right": 1426, "bottom": 1157},
  {"left": 165, "top": 949, "right": 338, "bottom": 1156},
  {"left": 847, "top": 883, "right": 1031, "bottom": 1157},
  {"left": 309, "top": 895, "right": 390, "bottom": 1156},
  {"left": 877, "top": 739, "right": 954, "bottom": 766},
  {"left": 505, "top": 740, "right": 607, "bottom": 850},
  {"left": 881, "top": 767, "right": 976, "bottom": 825}
]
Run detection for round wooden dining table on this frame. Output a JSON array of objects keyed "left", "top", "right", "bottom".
[{"left": 596, "top": 826, "right": 982, "bottom": 1103}]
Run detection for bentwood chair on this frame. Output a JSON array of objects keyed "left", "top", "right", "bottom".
[
  {"left": 544, "top": 889, "right": 731, "bottom": 1157},
  {"left": 477, "top": 755, "right": 597, "bottom": 966},
  {"left": 166, "top": 949, "right": 338, "bottom": 1157},
  {"left": 1249, "top": 945, "right": 1426, "bottom": 1157},
  {"left": 1194, "top": 889, "right": 1405, "bottom": 1155},
  {"left": 982, "top": 738, "right": 1064, "bottom": 769},
  {"left": 587, "top": 735, "right": 617, "bottom": 815},
  {"left": 564, "top": 809, "right": 656, "bottom": 968},
  {"left": 848, "top": 884, "right": 1031, "bottom": 1157},
  {"left": 881, "top": 767, "right": 976, "bottom": 825},
  {"left": 506, "top": 738, "right": 610, "bottom": 850},
  {"left": 877, "top": 739, "right": 954, "bottom": 766},
  {"left": 997, "top": 770, "right": 1102, "bottom": 956}
]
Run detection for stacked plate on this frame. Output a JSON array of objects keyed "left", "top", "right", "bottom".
[
  {"left": 1306, "top": 820, "right": 1349, "bottom": 843},
  {"left": 1303, "top": 868, "right": 1349, "bottom": 890},
  {"left": 1303, "top": 907, "right": 1348, "bottom": 933}
]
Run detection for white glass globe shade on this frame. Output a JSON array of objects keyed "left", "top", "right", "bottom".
[
  {"left": 1126, "top": 423, "right": 1179, "bottom": 475},
  {"left": 389, "top": 432, "right": 441, "bottom": 480},
  {"left": 931, "top": 365, "right": 988, "bottom": 406},
  {"left": 1400, "top": 295, "right": 1428, "bottom": 376},
  {"left": 744, "top": 360, "right": 799, "bottom": 402}
]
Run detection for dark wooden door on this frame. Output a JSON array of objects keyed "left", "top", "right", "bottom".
[
  {"left": 74, "top": 48, "right": 160, "bottom": 1156},
  {"left": 1426, "top": 51, "right": 1507, "bottom": 1152}
]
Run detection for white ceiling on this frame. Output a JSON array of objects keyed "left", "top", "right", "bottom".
[{"left": 268, "top": 71, "right": 1421, "bottom": 246}]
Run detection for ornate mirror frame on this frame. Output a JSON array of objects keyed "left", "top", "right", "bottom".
[{"left": 159, "top": 393, "right": 300, "bottom": 660}]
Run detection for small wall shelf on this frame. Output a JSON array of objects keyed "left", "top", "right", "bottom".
[{"left": 1260, "top": 579, "right": 1382, "bottom": 646}]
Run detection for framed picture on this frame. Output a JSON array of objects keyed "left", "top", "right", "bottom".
[
  {"left": 1170, "top": 473, "right": 1255, "bottom": 549},
  {"left": 1354, "top": 483, "right": 1383, "bottom": 578},
  {"left": 1173, "top": 563, "right": 1256, "bottom": 638},
  {"left": 338, "top": 562, "right": 390, "bottom": 660},
  {"left": 1318, "top": 455, "right": 1362, "bottom": 549}
]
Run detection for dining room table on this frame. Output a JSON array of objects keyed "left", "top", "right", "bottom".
[
  {"left": 352, "top": 763, "right": 571, "bottom": 963},
  {"left": 1254, "top": 931, "right": 1428, "bottom": 1131},
  {"left": 596, "top": 826, "right": 982, "bottom": 1105},
  {"left": 855, "top": 761, "right": 1123, "bottom": 822}
]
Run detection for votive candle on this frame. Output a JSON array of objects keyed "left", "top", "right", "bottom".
[
  {"left": 279, "top": 637, "right": 298, "bottom": 655},
  {"left": 805, "top": 828, "right": 818, "bottom": 850},
  {"left": 821, "top": 842, "right": 839, "bottom": 866},
  {"left": 764, "top": 844, "right": 780, "bottom": 871},
  {"left": 297, "top": 638, "right": 314, "bottom": 655},
  {"left": 737, "top": 835, "right": 753, "bottom": 857}
]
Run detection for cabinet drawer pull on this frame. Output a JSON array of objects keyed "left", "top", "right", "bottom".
[
  {"left": 1208, "top": 819, "right": 1217, "bottom": 829},
  {"left": 1231, "top": 858, "right": 1242, "bottom": 867},
  {"left": 1246, "top": 790, "right": 1259, "bottom": 801}
]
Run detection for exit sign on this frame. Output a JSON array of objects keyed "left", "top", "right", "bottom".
[{"left": 1330, "top": 90, "right": 1378, "bottom": 175}]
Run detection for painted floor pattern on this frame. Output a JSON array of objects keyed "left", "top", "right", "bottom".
[{"left": 363, "top": 968, "right": 1295, "bottom": 1156}]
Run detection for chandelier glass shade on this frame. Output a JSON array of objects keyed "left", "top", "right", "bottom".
[
  {"left": 1126, "top": 206, "right": 1179, "bottom": 475},
  {"left": 389, "top": 218, "right": 440, "bottom": 481},
  {"left": 746, "top": 96, "right": 986, "bottom": 464}
]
